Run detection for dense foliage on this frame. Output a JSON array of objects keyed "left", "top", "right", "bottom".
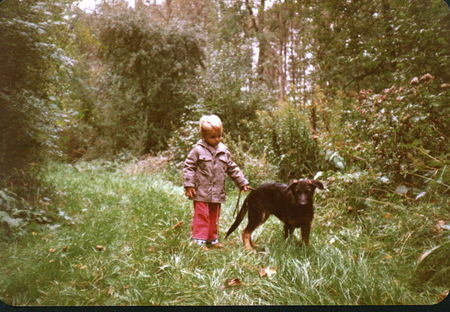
[
  {"left": 0, "top": 0, "right": 73, "bottom": 220},
  {"left": 57, "top": 3, "right": 204, "bottom": 157},
  {"left": 309, "top": 0, "right": 450, "bottom": 93},
  {"left": 341, "top": 75, "right": 449, "bottom": 184},
  {"left": 0, "top": 0, "right": 65, "bottom": 191},
  {"left": 1, "top": 0, "right": 448, "bottom": 245}
]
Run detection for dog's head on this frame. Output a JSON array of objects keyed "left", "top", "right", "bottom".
[{"left": 286, "top": 179, "right": 324, "bottom": 206}]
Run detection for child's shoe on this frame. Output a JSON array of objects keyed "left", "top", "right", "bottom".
[{"left": 191, "top": 238, "right": 209, "bottom": 251}]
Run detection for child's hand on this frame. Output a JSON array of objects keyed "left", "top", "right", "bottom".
[
  {"left": 242, "top": 185, "right": 251, "bottom": 192},
  {"left": 185, "top": 187, "right": 196, "bottom": 198}
]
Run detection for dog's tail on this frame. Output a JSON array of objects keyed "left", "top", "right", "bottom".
[{"left": 225, "top": 197, "right": 250, "bottom": 238}]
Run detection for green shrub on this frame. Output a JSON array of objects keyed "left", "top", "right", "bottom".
[
  {"left": 340, "top": 75, "right": 449, "bottom": 187},
  {"left": 250, "top": 102, "right": 327, "bottom": 180}
]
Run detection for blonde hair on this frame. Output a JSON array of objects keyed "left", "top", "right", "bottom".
[{"left": 199, "top": 114, "right": 223, "bottom": 136}]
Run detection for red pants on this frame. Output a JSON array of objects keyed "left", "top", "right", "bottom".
[{"left": 191, "top": 201, "right": 221, "bottom": 243}]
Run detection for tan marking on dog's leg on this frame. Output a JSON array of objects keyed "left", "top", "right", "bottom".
[{"left": 242, "top": 230, "right": 253, "bottom": 250}]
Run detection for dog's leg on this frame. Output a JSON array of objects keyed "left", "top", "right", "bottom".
[
  {"left": 283, "top": 224, "right": 295, "bottom": 239},
  {"left": 241, "top": 229, "right": 253, "bottom": 250},
  {"left": 241, "top": 203, "right": 266, "bottom": 250},
  {"left": 300, "top": 223, "right": 311, "bottom": 246},
  {"left": 242, "top": 221, "right": 261, "bottom": 250}
]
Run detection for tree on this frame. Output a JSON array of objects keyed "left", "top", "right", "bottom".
[
  {"left": 88, "top": 2, "right": 204, "bottom": 154},
  {"left": 309, "top": 0, "right": 450, "bottom": 93},
  {"left": 0, "top": 0, "right": 72, "bottom": 193}
]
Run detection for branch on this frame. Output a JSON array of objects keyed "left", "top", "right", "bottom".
[{"left": 245, "top": 0, "right": 259, "bottom": 32}]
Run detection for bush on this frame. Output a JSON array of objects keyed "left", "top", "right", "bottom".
[
  {"left": 338, "top": 74, "right": 449, "bottom": 189},
  {"left": 316, "top": 169, "right": 394, "bottom": 213},
  {"left": 0, "top": 0, "right": 69, "bottom": 196},
  {"left": 249, "top": 102, "right": 328, "bottom": 181}
]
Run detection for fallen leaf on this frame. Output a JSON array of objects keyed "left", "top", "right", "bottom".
[
  {"left": 225, "top": 278, "right": 242, "bottom": 287},
  {"left": 48, "top": 248, "right": 56, "bottom": 253},
  {"left": 95, "top": 245, "right": 106, "bottom": 251},
  {"left": 435, "top": 220, "right": 446, "bottom": 233},
  {"left": 384, "top": 213, "right": 393, "bottom": 219},
  {"left": 32, "top": 232, "right": 37, "bottom": 236},
  {"left": 62, "top": 246, "right": 69, "bottom": 252},
  {"left": 108, "top": 286, "right": 115, "bottom": 296},
  {"left": 74, "top": 264, "right": 87, "bottom": 269},
  {"left": 438, "top": 290, "right": 449, "bottom": 303},
  {"left": 173, "top": 221, "right": 184, "bottom": 229},
  {"left": 48, "top": 259, "right": 55, "bottom": 263},
  {"left": 383, "top": 254, "right": 392, "bottom": 260},
  {"left": 259, "top": 267, "right": 277, "bottom": 278}
]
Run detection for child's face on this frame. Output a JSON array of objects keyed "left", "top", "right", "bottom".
[{"left": 203, "top": 129, "right": 222, "bottom": 147}]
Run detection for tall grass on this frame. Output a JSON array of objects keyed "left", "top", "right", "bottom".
[{"left": 0, "top": 161, "right": 448, "bottom": 305}]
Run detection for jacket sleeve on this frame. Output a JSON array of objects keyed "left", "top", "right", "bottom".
[
  {"left": 183, "top": 147, "right": 198, "bottom": 188},
  {"left": 225, "top": 151, "right": 249, "bottom": 188}
]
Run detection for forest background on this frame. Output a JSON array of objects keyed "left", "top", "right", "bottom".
[{"left": 0, "top": 0, "right": 449, "bottom": 306}]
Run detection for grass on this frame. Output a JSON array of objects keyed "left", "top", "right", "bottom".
[{"left": 0, "top": 161, "right": 448, "bottom": 305}]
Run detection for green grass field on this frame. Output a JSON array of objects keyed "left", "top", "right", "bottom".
[{"left": 0, "top": 161, "right": 448, "bottom": 305}]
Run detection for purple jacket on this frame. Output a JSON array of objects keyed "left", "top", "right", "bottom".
[{"left": 183, "top": 139, "right": 248, "bottom": 203}]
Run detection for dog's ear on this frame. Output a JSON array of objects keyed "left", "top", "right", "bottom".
[
  {"left": 310, "top": 180, "right": 324, "bottom": 190},
  {"left": 287, "top": 179, "right": 299, "bottom": 191},
  {"left": 285, "top": 179, "right": 298, "bottom": 203}
]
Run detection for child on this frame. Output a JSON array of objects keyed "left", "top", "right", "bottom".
[{"left": 183, "top": 115, "right": 250, "bottom": 250}]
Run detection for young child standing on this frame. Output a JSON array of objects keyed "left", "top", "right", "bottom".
[{"left": 183, "top": 115, "right": 250, "bottom": 250}]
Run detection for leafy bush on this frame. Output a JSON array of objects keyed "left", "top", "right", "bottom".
[
  {"left": 0, "top": 0, "right": 71, "bottom": 195},
  {"left": 338, "top": 74, "right": 449, "bottom": 189},
  {"left": 249, "top": 102, "right": 328, "bottom": 180},
  {"left": 0, "top": 188, "right": 57, "bottom": 239},
  {"left": 316, "top": 169, "right": 395, "bottom": 213}
]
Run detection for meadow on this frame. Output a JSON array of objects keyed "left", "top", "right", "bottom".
[{"left": 0, "top": 161, "right": 448, "bottom": 306}]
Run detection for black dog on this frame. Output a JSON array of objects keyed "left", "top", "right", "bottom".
[{"left": 225, "top": 179, "right": 324, "bottom": 250}]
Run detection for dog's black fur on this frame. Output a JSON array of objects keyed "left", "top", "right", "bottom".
[{"left": 225, "top": 179, "right": 324, "bottom": 249}]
